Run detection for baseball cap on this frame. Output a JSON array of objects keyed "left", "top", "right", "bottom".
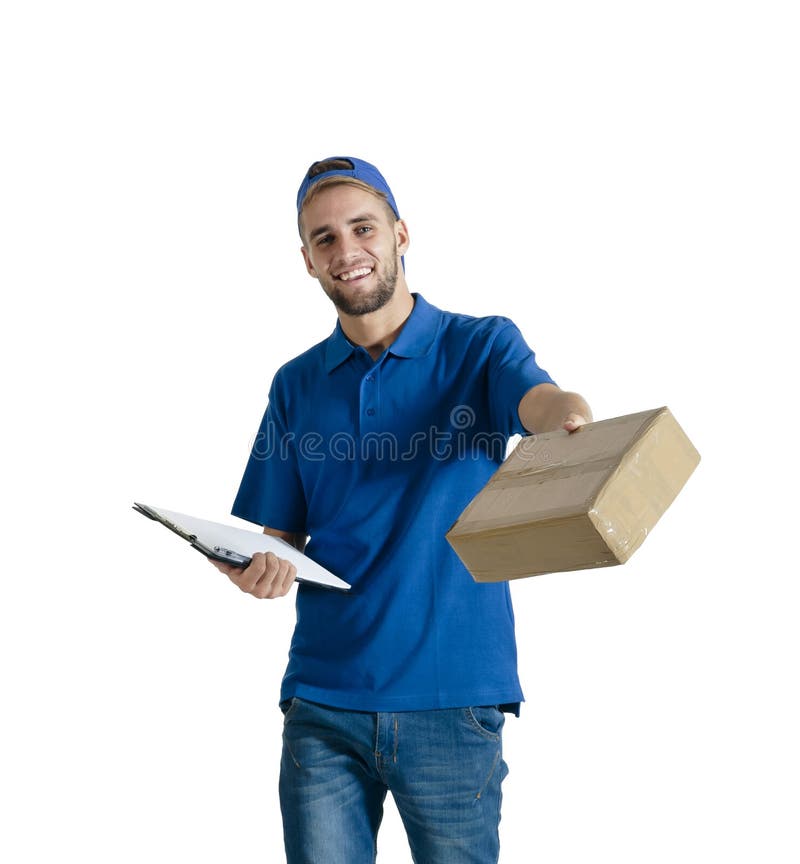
[{"left": 296, "top": 156, "right": 400, "bottom": 219}]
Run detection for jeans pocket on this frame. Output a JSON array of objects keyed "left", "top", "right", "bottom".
[
  {"left": 465, "top": 705, "right": 504, "bottom": 741},
  {"left": 280, "top": 696, "right": 300, "bottom": 722}
]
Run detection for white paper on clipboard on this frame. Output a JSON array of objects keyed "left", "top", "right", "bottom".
[{"left": 133, "top": 503, "right": 350, "bottom": 591}]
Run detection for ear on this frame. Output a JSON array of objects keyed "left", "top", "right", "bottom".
[
  {"left": 301, "top": 245, "right": 318, "bottom": 278},
  {"left": 394, "top": 219, "right": 410, "bottom": 257}
]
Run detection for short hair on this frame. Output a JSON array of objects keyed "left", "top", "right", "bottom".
[
  {"left": 303, "top": 174, "right": 396, "bottom": 213},
  {"left": 298, "top": 161, "right": 398, "bottom": 242}
]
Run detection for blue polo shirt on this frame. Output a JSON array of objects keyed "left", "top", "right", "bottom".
[{"left": 232, "top": 293, "right": 555, "bottom": 713}]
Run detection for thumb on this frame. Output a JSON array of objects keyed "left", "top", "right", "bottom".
[{"left": 563, "top": 413, "right": 588, "bottom": 432}]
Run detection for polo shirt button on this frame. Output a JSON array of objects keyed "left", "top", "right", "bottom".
[
  {"left": 366, "top": 408, "right": 375, "bottom": 416},
  {"left": 366, "top": 375, "right": 374, "bottom": 382}
]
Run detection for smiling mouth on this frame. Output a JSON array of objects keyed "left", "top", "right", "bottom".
[{"left": 337, "top": 266, "right": 373, "bottom": 282}]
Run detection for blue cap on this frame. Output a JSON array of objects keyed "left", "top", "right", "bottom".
[{"left": 296, "top": 156, "right": 400, "bottom": 219}]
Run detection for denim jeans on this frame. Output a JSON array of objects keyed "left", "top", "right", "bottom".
[{"left": 279, "top": 698, "right": 508, "bottom": 863}]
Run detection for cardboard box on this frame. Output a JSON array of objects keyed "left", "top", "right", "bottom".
[{"left": 446, "top": 407, "right": 700, "bottom": 582}]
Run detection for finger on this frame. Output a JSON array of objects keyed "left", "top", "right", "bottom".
[
  {"left": 229, "top": 551, "right": 268, "bottom": 593},
  {"left": 209, "top": 558, "right": 234, "bottom": 575},
  {"left": 209, "top": 558, "right": 248, "bottom": 579},
  {"left": 254, "top": 555, "right": 296, "bottom": 599},
  {"left": 250, "top": 551, "right": 282, "bottom": 598},
  {"left": 271, "top": 561, "right": 297, "bottom": 598},
  {"left": 563, "top": 413, "right": 588, "bottom": 433}
]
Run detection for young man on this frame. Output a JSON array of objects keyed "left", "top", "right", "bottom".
[{"left": 213, "top": 157, "right": 591, "bottom": 863}]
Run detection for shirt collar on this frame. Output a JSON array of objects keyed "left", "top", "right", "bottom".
[
  {"left": 324, "top": 322, "right": 356, "bottom": 373},
  {"left": 324, "top": 293, "right": 442, "bottom": 373}
]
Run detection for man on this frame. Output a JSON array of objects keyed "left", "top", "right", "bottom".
[{"left": 212, "top": 157, "right": 591, "bottom": 863}]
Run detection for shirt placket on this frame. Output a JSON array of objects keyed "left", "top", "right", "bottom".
[{"left": 356, "top": 350, "right": 381, "bottom": 438}]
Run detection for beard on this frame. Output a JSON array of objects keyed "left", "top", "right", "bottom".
[{"left": 323, "top": 248, "right": 399, "bottom": 317}]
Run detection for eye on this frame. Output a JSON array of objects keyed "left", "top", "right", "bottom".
[
  {"left": 355, "top": 225, "right": 372, "bottom": 235},
  {"left": 316, "top": 234, "right": 333, "bottom": 246}
]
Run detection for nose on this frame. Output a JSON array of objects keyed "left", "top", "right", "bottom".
[{"left": 333, "top": 233, "right": 365, "bottom": 264}]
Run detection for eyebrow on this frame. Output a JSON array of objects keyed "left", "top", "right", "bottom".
[{"left": 308, "top": 213, "right": 379, "bottom": 241}]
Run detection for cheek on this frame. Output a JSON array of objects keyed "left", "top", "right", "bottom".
[{"left": 304, "top": 250, "right": 326, "bottom": 277}]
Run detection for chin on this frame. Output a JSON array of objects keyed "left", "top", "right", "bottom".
[{"left": 328, "top": 279, "right": 396, "bottom": 317}]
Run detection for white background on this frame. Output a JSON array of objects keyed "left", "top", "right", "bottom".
[{"left": 2, "top": 2, "right": 797, "bottom": 862}]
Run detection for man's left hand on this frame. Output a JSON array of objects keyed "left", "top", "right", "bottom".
[
  {"left": 518, "top": 383, "right": 593, "bottom": 435},
  {"left": 562, "top": 412, "right": 589, "bottom": 433}
]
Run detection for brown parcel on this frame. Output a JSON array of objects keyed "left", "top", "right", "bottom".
[{"left": 446, "top": 407, "right": 700, "bottom": 582}]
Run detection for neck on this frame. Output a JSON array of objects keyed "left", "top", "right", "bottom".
[{"left": 338, "top": 284, "right": 415, "bottom": 361}]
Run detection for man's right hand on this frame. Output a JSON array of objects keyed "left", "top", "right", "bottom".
[{"left": 210, "top": 551, "right": 297, "bottom": 599}]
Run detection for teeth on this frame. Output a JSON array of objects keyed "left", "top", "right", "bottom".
[{"left": 339, "top": 267, "right": 372, "bottom": 282}]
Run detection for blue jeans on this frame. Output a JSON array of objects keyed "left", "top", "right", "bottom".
[{"left": 279, "top": 698, "right": 508, "bottom": 863}]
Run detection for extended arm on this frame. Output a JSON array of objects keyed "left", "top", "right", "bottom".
[{"left": 518, "top": 382, "right": 593, "bottom": 434}]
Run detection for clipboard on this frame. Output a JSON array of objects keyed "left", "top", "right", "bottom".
[{"left": 133, "top": 503, "right": 350, "bottom": 592}]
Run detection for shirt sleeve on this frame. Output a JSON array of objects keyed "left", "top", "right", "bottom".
[
  {"left": 231, "top": 374, "right": 307, "bottom": 532},
  {"left": 488, "top": 320, "right": 556, "bottom": 437}
]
